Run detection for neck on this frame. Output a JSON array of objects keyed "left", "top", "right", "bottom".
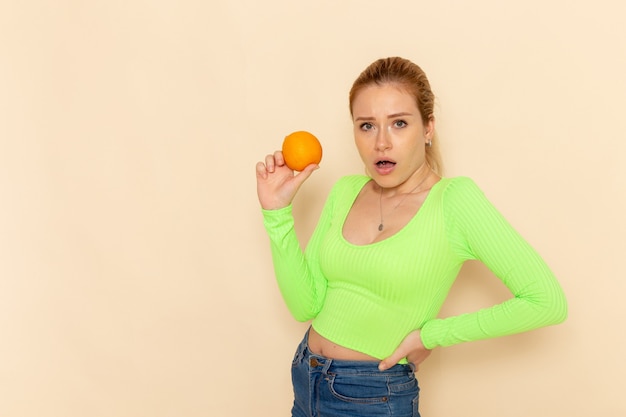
[
  {"left": 377, "top": 164, "right": 433, "bottom": 198},
  {"left": 376, "top": 164, "right": 434, "bottom": 232}
]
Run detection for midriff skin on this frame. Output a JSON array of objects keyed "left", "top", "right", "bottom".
[{"left": 307, "top": 326, "right": 379, "bottom": 361}]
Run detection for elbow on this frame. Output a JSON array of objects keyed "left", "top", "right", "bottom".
[
  {"left": 296, "top": 316, "right": 313, "bottom": 323},
  {"left": 292, "top": 312, "right": 314, "bottom": 322},
  {"left": 288, "top": 305, "right": 318, "bottom": 323},
  {"left": 552, "top": 287, "right": 568, "bottom": 324},
  {"left": 540, "top": 290, "right": 568, "bottom": 327},
  {"left": 286, "top": 296, "right": 322, "bottom": 322},
  {"left": 552, "top": 300, "right": 568, "bottom": 325}
]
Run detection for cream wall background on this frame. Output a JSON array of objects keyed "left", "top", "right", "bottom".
[{"left": 1, "top": 1, "right": 624, "bottom": 416}]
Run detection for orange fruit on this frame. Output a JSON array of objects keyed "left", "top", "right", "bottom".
[{"left": 282, "top": 130, "right": 323, "bottom": 171}]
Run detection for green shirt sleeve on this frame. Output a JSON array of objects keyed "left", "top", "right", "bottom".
[
  {"left": 420, "top": 177, "right": 568, "bottom": 349},
  {"left": 261, "top": 185, "right": 338, "bottom": 322}
]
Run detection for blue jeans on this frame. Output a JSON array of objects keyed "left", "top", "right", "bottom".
[{"left": 291, "top": 329, "right": 420, "bottom": 417}]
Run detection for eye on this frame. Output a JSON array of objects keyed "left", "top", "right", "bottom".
[
  {"left": 393, "top": 120, "right": 407, "bottom": 128},
  {"left": 359, "top": 122, "right": 374, "bottom": 131}
]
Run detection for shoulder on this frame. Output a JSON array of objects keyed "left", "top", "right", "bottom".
[
  {"left": 435, "top": 176, "right": 495, "bottom": 219},
  {"left": 437, "top": 176, "right": 509, "bottom": 233},
  {"left": 438, "top": 176, "right": 485, "bottom": 201},
  {"left": 439, "top": 176, "right": 480, "bottom": 189}
]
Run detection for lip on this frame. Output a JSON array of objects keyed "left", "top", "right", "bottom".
[{"left": 373, "top": 158, "right": 397, "bottom": 176}]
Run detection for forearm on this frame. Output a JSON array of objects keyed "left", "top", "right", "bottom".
[
  {"left": 421, "top": 258, "right": 567, "bottom": 349},
  {"left": 262, "top": 206, "right": 325, "bottom": 321}
]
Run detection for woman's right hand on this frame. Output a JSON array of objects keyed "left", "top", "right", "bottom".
[{"left": 255, "top": 150, "right": 319, "bottom": 210}]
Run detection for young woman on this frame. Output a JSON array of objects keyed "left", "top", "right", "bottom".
[{"left": 255, "top": 57, "right": 567, "bottom": 417}]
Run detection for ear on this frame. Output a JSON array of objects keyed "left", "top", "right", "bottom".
[{"left": 424, "top": 116, "right": 435, "bottom": 142}]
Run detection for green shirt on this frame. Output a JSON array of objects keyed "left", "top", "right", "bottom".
[{"left": 262, "top": 175, "right": 567, "bottom": 359}]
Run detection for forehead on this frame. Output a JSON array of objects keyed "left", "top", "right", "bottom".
[{"left": 352, "top": 83, "right": 418, "bottom": 115}]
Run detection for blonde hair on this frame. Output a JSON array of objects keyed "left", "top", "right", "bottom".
[{"left": 349, "top": 57, "right": 443, "bottom": 175}]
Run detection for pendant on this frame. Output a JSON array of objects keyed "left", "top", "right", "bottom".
[{"left": 378, "top": 223, "right": 383, "bottom": 231}]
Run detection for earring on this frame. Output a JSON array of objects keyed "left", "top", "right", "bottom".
[{"left": 426, "top": 138, "right": 432, "bottom": 147}]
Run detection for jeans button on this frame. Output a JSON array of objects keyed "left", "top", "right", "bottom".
[{"left": 310, "top": 358, "right": 319, "bottom": 367}]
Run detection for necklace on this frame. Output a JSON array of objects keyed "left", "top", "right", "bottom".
[{"left": 378, "top": 173, "right": 431, "bottom": 232}]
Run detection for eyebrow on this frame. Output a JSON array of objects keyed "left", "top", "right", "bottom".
[{"left": 354, "top": 112, "right": 414, "bottom": 121}]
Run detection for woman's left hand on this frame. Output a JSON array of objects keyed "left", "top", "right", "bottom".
[{"left": 378, "top": 330, "right": 432, "bottom": 371}]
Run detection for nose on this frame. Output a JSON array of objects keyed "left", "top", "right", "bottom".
[{"left": 375, "top": 127, "right": 391, "bottom": 151}]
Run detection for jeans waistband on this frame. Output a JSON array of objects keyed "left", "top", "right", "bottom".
[{"left": 297, "top": 327, "right": 415, "bottom": 376}]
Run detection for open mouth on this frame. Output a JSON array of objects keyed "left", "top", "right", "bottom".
[{"left": 374, "top": 159, "right": 397, "bottom": 175}]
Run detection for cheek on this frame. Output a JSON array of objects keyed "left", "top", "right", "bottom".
[{"left": 408, "top": 146, "right": 427, "bottom": 166}]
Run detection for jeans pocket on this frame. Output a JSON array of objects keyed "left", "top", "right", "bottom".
[
  {"left": 388, "top": 372, "right": 419, "bottom": 395},
  {"left": 327, "top": 373, "right": 390, "bottom": 404},
  {"left": 387, "top": 373, "right": 420, "bottom": 417},
  {"left": 326, "top": 372, "right": 418, "bottom": 417}
]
